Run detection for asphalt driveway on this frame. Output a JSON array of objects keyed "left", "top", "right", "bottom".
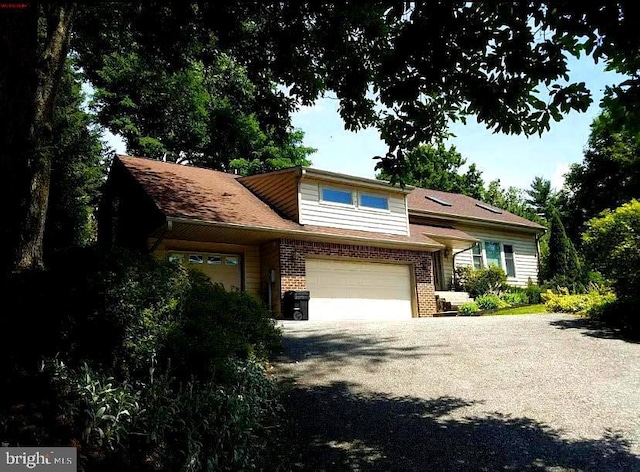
[{"left": 274, "top": 314, "right": 640, "bottom": 471}]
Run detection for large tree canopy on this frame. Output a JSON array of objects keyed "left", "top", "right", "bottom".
[
  {"left": 3, "top": 1, "right": 640, "bottom": 271},
  {"left": 376, "top": 144, "right": 485, "bottom": 198},
  {"left": 559, "top": 107, "right": 640, "bottom": 242}
]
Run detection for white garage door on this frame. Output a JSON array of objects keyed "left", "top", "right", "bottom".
[{"left": 305, "top": 259, "right": 414, "bottom": 320}]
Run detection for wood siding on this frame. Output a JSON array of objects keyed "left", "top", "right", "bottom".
[
  {"left": 299, "top": 180, "right": 409, "bottom": 235},
  {"left": 154, "top": 239, "right": 261, "bottom": 296},
  {"left": 238, "top": 170, "right": 299, "bottom": 221},
  {"left": 451, "top": 225, "right": 539, "bottom": 287}
]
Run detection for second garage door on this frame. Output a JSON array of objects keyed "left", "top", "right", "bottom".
[{"left": 305, "top": 259, "right": 414, "bottom": 320}]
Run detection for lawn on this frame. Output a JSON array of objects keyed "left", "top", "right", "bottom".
[{"left": 484, "top": 304, "right": 547, "bottom": 316}]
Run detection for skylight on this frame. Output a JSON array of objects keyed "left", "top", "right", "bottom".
[
  {"left": 476, "top": 203, "right": 503, "bottom": 214},
  {"left": 425, "top": 195, "right": 452, "bottom": 206}
]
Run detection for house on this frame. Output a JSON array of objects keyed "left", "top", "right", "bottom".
[{"left": 101, "top": 155, "right": 545, "bottom": 320}]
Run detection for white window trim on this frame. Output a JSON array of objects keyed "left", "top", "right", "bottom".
[
  {"left": 358, "top": 192, "right": 391, "bottom": 213},
  {"left": 319, "top": 185, "right": 356, "bottom": 208},
  {"left": 319, "top": 185, "right": 394, "bottom": 213}
]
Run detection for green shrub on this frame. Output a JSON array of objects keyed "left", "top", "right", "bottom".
[
  {"left": 47, "top": 360, "right": 141, "bottom": 453},
  {"left": 458, "top": 302, "right": 480, "bottom": 315},
  {"left": 583, "top": 200, "right": 640, "bottom": 333},
  {"left": 457, "top": 265, "right": 508, "bottom": 298},
  {"left": 524, "top": 279, "right": 543, "bottom": 304},
  {"left": 476, "top": 294, "right": 510, "bottom": 310},
  {"left": 542, "top": 288, "right": 616, "bottom": 315},
  {"left": 165, "top": 272, "right": 282, "bottom": 381},
  {"left": 137, "top": 359, "right": 282, "bottom": 471},
  {"left": 500, "top": 290, "right": 529, "bottom": 306}
]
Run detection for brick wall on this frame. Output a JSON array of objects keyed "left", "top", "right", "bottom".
[{"left": 279, "top": 239, "right": 437, "bottom": 316}]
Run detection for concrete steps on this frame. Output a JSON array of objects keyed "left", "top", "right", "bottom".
[{"left": 434, "top": 291, "right": 474, "bottom": 315}]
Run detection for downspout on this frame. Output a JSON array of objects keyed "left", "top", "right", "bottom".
[
  {"left": 451, "top": 242, "right": 478, "bottom": 291},
  {"left": 149, "top": 220, "right": 172, "bottom": 253}
]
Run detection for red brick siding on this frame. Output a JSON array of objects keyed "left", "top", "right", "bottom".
[{"left": 278, "top": 239, "right": 437, "bottom": 317}]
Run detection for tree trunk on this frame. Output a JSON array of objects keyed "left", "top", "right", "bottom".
[{"left": 0, "top": 2, "right": 75, "bottom": 273}]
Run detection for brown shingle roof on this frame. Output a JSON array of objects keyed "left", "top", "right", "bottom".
[
  {"left": 115, "top": 156, "right": 442, "bottom": 248},
  {"left": 407, "top": 188, "right": 545, "bottom": 230},
  {"left": 117, "top": 155, "right": 300, "bottom": 231},
  {"left": 409, "top": 224, "right": 477, "bottom": 242}
]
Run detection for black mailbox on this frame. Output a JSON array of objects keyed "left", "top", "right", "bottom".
[{"left": 282, "top": 290, "right": 310, "bottom": 320}]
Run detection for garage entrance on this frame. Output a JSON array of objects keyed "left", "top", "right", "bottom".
[{"left": 305, "top": 259, "right": 414, "bottom": 320}]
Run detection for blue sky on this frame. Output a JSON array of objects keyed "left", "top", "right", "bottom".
[
  {"left": 106, "top": 55, "right": 624, "bottom": 191},
  {"left": 291, "top": 56, "right": 626, "bottom": 190}
]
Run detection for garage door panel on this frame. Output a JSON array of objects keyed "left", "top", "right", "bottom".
[{"left": 306, "top": 259, "right": 413, "bottom": 320}]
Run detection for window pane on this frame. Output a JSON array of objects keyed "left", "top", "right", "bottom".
[
  {"left": 189, "top": 255, "right": 203, "bottom": 264},
  {"left": 473, "top": 256, "right": 483, "bottom": 270},
  {"left": 168, "top": 253, "right": 184, "bottom": 263},
  {"left": 504, "top": 245, "right": 516, "bottom": 277},
  {"left": 224, "top": 256, "right": 239, "bottom": 266},
  {"left": 472, "top": 243, "right": 483, "bottom": 269},
  {"left": 321, "top": 188, "right": 352, "bottom": 204},
  {"left": 485, "top": 241, "right": 501, "bottom": 267},
  {"left": 207, "top": 255, "right": 222, "bottom": 265},
  {"left": 360, "top": 194, "right": 389, "bottom": 210}
]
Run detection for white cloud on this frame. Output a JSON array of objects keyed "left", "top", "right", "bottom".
[{"left": 552, "top": 162, "right": 571, "bottom": 190}]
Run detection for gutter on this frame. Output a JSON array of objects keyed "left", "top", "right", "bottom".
[
  {"left": 451, "top": 242, "right": 478, "bottom": 290},
  {"left": 409, "top": 208, "right": 546, "bottom": 233},
  {"left": 165, "top": 216, "right": 444, "bottom": 251}
]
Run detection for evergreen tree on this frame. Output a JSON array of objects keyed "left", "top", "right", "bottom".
[{"left": 544, "top": 208, "right": 584, "bottom": 290}]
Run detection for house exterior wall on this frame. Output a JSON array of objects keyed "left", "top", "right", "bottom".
[
  {"left": 260, "top": 240, "right": 281, "bottom": 315},
  {"left": 153, "top": 239, "right": 261, "bottom": 295},
  {"left": 238, "top": 170, "right": 300, "bottom": 221},
  {"left": 298, "top": 180, "right": 409, "bottom": 235},
  {"left": 278, "top": 239, "right": 436, "bottom": 317},
  {"left": 451, "top": 225, "right": 539, "bottom": 287}
]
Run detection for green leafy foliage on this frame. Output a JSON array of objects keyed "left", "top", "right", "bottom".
[
  {"left": 458, "top": 302, "right": 480, "bottom": 316},
  {"left": 543, "top": 208, "right": 585, "bottom": 291},
  {"left": 229, "top": 129, "right": 316, "bottom": 176},
  {"left": 456, "top": 265, "right": 508, "bottom": 298},
  {"left": 376, "top": 144, "right": 485, "bottom": 198},
  {"left": 476, "top": 294, "right": 510, "bottom": 310},
  {"left": 45, "top": 60, "right": 106, "bottom": 260},
  {"left": 500, "top": 291, "right": 530, "bottom": 306},
  {"left": 583, "top": 200, "right": 640, "bottom": 296},
  {"left": 136, "top": 359, "right": 282, "bottom": 472},
  {"left": 165, "top": 271, "right": 282, "bottom": 381},
  {"left": 542, "top": 288, "right": 616, "bottom": 316},
  {"left": 559, "top": 109, "right": 640, "bottom": 242},
  {"left": 582, "top": 199, "right": 640, "bottom": 331},
  {"left": 524, "top": 279, "right": 543, "bottom": 304},
  {"left": 1, "top": 249, "right": 285, "bottom": 471}
]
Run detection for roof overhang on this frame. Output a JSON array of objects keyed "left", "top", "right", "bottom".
[
  {"left": 301, "top": 167, "right": 413, "bottom": 195},
  {"left": 409, "top": 209, "right": 546, "bottom": 233},
  {"left": 159, "top": 217, "right": 443, "bottom": 251}
]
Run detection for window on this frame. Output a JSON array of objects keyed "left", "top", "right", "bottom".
[
  {"left": 503, "top": 244, "right": 516, "bottom": 277},
  {"left": 207, "top": 255, "right": 222, "bottom": 265},
  {"left": 188, "top": 255, "right": 203, "bottom": 264},
  {"left": 224, "top": 256, "right": 239, "bottom": 266},
  {"left": 168, "top": 253, "right": 184, "bottom": 264},
  {"left": 360, "top": 193, "right": 389, "bottom": 210},
  {"left": 321, "top": 187, "right": 353, "bottom": 205},
  {"left": 485, "top": 241, "right": 501, "bottom": 267},
  {"left": 472, "top": 243, "right": 483, "bottom": 269}
]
